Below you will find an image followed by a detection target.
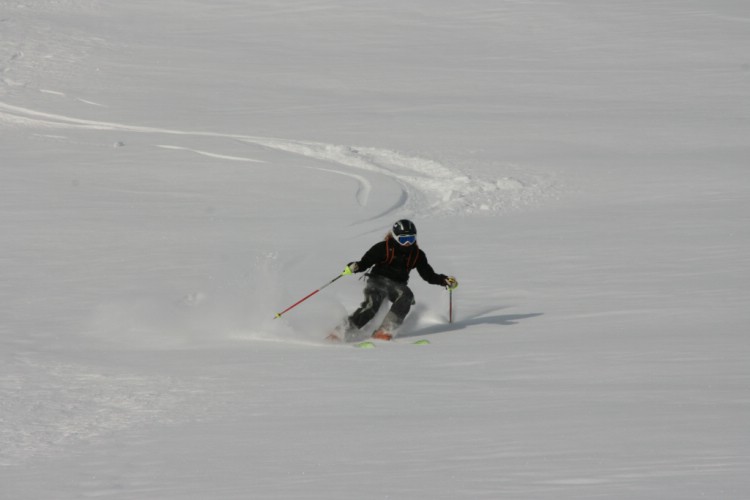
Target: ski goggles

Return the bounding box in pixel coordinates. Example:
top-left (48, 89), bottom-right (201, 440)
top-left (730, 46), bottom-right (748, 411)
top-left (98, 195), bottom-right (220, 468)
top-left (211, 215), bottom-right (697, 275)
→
top-left (395, 234), bottom-right (416, 246)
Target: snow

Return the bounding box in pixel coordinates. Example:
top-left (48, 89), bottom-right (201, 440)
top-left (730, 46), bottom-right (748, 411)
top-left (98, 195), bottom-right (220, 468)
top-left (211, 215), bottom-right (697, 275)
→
top-left (1, 0), bottom-right (749, 498)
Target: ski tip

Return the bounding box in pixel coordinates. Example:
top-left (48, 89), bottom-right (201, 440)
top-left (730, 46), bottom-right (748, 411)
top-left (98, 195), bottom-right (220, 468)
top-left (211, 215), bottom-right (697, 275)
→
top-left (413, 339), bottom-right (430, 345)
top-left (354, 341), bottom-right (376, 349)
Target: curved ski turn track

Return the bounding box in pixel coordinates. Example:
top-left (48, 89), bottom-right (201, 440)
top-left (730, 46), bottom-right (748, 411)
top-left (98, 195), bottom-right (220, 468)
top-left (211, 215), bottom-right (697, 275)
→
top-left (0, 100), bottom-right (554, 220)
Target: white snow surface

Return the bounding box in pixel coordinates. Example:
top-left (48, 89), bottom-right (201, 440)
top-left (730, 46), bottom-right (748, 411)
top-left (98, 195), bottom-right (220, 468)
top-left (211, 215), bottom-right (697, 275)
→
top-left (2, 1), bottom-right (749, 498)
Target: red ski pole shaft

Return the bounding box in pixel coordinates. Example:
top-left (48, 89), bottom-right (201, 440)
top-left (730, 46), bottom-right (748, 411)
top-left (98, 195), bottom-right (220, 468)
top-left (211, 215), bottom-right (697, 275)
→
top-left (273, 274), bottom-right (343, 319)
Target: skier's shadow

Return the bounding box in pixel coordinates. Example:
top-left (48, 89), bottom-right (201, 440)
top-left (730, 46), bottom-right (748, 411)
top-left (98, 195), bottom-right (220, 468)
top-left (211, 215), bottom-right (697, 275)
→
top-left (401, 307), bottom-right (542, 338)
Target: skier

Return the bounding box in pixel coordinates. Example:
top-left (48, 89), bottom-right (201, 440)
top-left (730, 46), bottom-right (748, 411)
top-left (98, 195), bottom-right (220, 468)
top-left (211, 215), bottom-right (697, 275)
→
top-left (327, 219), bottom-right (458, 342)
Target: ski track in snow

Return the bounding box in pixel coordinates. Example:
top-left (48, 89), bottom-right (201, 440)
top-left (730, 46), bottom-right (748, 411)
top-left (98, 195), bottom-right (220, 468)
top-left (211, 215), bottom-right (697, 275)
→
top-left (0, 101), bottom-right (554, 218)
top-left (156, 144), bottom-right (267, 164)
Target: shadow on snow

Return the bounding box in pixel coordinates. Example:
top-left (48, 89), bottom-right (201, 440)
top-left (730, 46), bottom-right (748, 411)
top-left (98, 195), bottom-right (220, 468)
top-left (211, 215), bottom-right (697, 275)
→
top-left (400, 308), bottom-right (543, 339)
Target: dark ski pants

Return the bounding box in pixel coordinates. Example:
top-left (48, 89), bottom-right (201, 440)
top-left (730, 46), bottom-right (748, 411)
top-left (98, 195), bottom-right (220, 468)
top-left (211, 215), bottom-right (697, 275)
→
top-left (348, 275), bottom-right (414, 332)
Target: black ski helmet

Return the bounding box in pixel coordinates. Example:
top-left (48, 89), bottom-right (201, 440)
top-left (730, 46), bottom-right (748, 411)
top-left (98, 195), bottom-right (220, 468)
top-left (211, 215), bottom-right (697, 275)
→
top-left (391, 219), bottom-right (417, 246)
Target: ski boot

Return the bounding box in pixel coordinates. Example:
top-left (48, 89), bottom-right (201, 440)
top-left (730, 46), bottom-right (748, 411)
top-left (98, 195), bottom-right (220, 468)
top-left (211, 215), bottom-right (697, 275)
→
top-left (371, 329), bottom-right (393, 341)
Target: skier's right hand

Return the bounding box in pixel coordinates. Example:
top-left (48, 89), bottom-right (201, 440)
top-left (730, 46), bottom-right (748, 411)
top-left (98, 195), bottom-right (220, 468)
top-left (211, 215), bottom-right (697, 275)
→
top-left (342, 262), bottom-right (359, 275)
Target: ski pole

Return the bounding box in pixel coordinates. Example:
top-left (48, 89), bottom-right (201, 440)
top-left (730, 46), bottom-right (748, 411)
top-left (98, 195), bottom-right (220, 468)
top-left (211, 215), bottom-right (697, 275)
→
top-left (449, 288), bottom-right (453, 324)
top-left (273, 273), bottom-right (344, 320)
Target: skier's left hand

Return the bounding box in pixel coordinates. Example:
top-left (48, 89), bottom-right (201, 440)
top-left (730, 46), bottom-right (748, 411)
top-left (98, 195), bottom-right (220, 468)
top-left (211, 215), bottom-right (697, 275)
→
top-left (443, 276), bottom-right (458, 290)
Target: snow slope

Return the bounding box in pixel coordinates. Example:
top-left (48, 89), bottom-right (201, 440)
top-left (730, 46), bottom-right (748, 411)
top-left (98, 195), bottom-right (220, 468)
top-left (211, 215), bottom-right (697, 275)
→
top-left (2, 1), bottom-right (749, 498)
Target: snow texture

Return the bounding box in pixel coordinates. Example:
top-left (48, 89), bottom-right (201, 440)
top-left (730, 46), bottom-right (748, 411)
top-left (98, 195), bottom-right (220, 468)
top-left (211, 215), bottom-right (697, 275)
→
top-left (1, 0), bottom-right (749, 498)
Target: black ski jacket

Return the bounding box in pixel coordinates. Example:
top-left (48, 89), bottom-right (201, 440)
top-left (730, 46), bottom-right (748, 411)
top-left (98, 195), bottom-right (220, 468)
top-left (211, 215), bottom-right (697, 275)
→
top-left (354, 237), bottom-right (446, 285)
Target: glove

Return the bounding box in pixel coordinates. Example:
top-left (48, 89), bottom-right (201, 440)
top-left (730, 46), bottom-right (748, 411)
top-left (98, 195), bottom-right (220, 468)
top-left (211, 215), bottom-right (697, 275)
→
top-left (342, 262), bottom-right (359, 275)
top-left (442, 275), bottom-right (458, 290)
